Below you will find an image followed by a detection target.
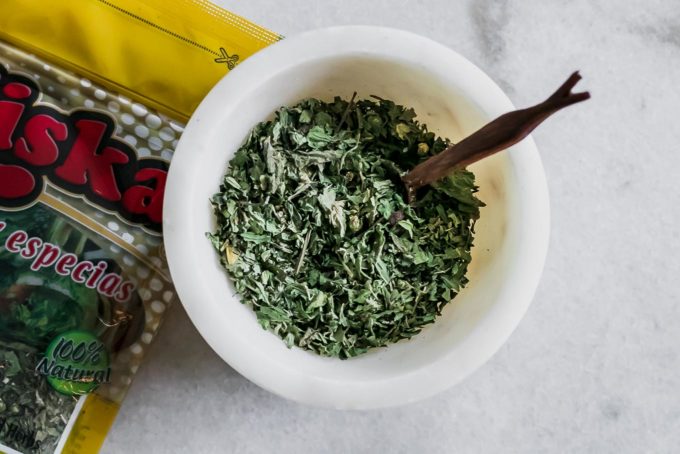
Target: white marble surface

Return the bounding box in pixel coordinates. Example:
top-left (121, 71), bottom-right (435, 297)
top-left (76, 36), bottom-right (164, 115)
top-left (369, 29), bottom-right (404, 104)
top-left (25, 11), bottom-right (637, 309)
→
top-left (102, 1), bottom-right (680, 452)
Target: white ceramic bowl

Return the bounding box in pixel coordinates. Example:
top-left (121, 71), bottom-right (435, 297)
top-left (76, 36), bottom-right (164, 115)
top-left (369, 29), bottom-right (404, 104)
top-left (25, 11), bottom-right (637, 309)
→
top-left (163, 26), bottom-right (549, 409)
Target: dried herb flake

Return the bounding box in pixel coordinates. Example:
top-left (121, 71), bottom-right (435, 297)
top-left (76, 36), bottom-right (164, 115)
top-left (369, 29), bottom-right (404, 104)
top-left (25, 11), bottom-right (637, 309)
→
top-left (209, 96), bottom-right (484, 359)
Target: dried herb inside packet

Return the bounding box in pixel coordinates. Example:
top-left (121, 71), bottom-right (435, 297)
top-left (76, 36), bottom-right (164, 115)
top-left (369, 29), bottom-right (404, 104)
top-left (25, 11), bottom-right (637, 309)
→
top-left (0, 341), bottom-right (77, 453)
top-left (208, 96), bottom-right (484, 359)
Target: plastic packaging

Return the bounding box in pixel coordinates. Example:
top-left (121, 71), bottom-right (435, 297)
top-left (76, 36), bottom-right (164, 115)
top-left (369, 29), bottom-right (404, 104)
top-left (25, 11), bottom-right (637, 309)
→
top-left (0, 1), bottom-right (276, 453)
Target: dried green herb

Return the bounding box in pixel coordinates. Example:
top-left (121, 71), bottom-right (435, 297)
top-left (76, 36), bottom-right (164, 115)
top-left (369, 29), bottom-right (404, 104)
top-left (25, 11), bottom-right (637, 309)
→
top-left (0, 341), bottom-right (77, 453)
top-left (209, 96), bottom-right (484, 359)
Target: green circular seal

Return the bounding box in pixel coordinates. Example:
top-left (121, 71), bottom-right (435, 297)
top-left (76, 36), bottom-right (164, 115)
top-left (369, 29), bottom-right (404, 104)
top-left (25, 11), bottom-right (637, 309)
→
top-left (39, 330), bottom-right (110, 395)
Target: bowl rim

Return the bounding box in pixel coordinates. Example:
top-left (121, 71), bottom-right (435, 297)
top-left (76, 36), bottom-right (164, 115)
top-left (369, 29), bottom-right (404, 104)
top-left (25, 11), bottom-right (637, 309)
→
top-left (163, 25), bottom-right (550, 409)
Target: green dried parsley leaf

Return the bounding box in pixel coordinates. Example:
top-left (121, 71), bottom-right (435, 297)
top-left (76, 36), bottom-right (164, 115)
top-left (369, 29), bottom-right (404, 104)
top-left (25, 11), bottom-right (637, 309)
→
top-left (0, 341), bottom-right (77, 453)
top-left (209, 96), bottom-right (484, 359)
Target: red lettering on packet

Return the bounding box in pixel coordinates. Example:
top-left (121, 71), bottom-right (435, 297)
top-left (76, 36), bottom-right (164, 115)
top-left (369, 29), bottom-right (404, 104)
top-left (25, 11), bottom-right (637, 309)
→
top-left (114, 281), bottom-right (135, 302)
top-left (0, 101), bottom-right (25, 149)
top-left (98, 273), bottom-right (122, 297)
top-left (20, 237), bottom-right (43, 259)
top-left (3, 82), bottom-right (33, 99)
top-left (86, 260), bottom-right (108, 288)
top-left (30, 243), bottom-right (61, 271)
top-left (71, 261), bottom-right (94, 283)
top-left (0, 82), bottom-right (32, 149)
top-left (0, 66), bottom-right (168, 232)
top-left (55, 253), bottom-right (78, 276)
top-left (5, 230), bottom-right (27, 252)
top-left (14, 114), bottom-right (68, 166)
top-left (0, 165), bottom-right (35, 198)
top-left (55, 119), bottom-right (129, 201)
top-left (122, 168), bottom-right (167, 224)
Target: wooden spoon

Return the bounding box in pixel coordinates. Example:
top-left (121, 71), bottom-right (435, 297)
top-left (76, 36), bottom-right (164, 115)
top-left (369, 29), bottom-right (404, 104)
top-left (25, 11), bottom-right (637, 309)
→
top-left (402, 71), bottom-right (590, 202)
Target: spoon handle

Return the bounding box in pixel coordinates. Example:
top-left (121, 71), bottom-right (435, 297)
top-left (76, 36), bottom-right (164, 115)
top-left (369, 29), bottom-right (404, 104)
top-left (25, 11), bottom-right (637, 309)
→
top-left (402, 71), bottom-right (590, 195)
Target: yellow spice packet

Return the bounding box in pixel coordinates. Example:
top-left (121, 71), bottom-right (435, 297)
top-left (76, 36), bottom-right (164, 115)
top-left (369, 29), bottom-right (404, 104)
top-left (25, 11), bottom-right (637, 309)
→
top-left (0, 0), bottom-right (280, 121)
top-left (0, 1), bottom-right (277, 453)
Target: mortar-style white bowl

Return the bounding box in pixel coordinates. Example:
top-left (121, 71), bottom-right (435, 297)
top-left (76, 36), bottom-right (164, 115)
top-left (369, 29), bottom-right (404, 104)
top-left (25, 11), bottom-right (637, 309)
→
top-left (163, 26), bottom-right (549, 409)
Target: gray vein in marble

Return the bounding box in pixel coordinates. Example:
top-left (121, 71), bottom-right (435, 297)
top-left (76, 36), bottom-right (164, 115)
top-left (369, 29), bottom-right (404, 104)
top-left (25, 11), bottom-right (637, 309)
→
top-left (630, 23), bottom-right (680, 49)
top-left (469, 0), bottom-right (514, 94)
